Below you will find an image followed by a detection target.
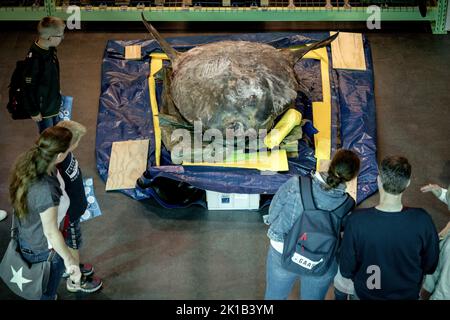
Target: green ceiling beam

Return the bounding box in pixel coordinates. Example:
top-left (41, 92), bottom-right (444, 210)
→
top-left (0, 0), bottom-right (446, 35)
top-left (0, 7), bottom-right (47, 21)
top-left (48, 7), bottom-right (436, 22)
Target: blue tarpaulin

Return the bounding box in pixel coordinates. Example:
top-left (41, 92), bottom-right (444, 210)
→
top-left (96, 32), bottom-right (378, 207)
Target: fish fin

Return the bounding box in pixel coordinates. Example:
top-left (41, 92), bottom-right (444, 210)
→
top-left (159, 114), bottom-right (194, 130)
top-left (296, 81), bottom-right (312, 100)
top-left (141, 12), bottom-right (179, 61)
top-left (290, 32), bottom-right (339, 64)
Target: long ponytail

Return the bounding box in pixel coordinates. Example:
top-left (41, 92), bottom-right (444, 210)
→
top-left (9, 127), bottom-right (72, 219)
top-left (326, 149), bottom-right (360, 189)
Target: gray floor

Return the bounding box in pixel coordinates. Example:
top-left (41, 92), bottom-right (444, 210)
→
top-left (0, 23), bottom-right (449, 300)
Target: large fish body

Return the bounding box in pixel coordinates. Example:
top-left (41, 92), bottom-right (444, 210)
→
top-left (142, 14), bottom-right (338, 141)
top-left (171, 41), bottom-right (298, 135)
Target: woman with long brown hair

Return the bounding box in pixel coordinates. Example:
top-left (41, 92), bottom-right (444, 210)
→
top-left (9, 126), bottom-right (81, 300)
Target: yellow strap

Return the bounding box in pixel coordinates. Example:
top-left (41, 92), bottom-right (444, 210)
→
top-left (300, 47), bottom-right (332, 171)
top-left (148, 53), bottom-right (169, 166)
top-left (183, 149), bottom-right (289, 172)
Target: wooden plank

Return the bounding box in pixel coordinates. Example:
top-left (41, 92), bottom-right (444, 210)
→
top-left (125, 45), bottom-right (141, 60)
top-left (318, 159), bottom-right (358, 202)
top-left (106, 139), bottom-right (149, 191)
top-left (330, 31), bottom-right (366, 71)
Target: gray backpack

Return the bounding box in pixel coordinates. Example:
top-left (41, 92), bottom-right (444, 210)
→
top-left (281, 176), bottom-right (354, 276)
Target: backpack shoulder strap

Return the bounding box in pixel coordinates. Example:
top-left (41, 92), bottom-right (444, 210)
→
top-left (11, 213), bottom-right (18, 240)
top-left (299, 176), bottom-right (316, 211)
top-left (333, 194), bottom-right (355, 217)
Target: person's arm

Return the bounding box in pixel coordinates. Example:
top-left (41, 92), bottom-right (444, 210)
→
top-left (267, 177), bottom-right (303, 229)
top-left (339, 218), bottom-right (358, 279)
top-left (422, 238), bottom-right (450, 299)
top-left (22, 56), bottom-right (42, 121)
top-left (266, 177), bottom-right (296, 225)
top-left (421, 216), bottom-right (440, 275)
top-left (420, 287), bottom-right (432, 300)
top-left (40, 206), bottom-right (80, 283)
top-left (439, 221), bottom-right (450, 239)
top-left (421, 184), bottom-right (447, 204)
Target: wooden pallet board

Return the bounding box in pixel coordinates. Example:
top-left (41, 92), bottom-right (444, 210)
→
top-left (106, 139), bottom-right (149, 191)
top-left (125, 45), bottom-right (141, 60)
top-left (330, 31), bottom-right (366, 71)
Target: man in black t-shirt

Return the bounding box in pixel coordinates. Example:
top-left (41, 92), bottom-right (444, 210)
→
top-left (340, 156), bottom-right (439, 300)
top-left (56, 121), bottom-right (103, 293)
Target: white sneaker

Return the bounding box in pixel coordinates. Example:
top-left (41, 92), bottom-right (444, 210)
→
top-left (0, 210), bottom-right (7, 222)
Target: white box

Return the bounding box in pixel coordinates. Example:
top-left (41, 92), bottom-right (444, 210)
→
top-left (206, 190), bottom-right (260, 210)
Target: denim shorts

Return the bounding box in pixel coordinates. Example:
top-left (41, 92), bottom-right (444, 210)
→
top-left (63, 218), bottom-right (82, 250)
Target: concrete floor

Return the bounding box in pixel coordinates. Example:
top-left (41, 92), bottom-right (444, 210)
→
top-left (0, 22), bottom-right (449, 300)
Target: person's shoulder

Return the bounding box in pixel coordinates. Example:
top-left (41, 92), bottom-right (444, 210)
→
top-left (281, 175), bottom-right (300, 189)
top-left (404, 207), bottom-right (437, 228)
top-left (28, 43), bottom-right (41, 57)
top-left (27, 43), bottom-right (51, 62)
top-left (29, 175), bottom-right (60, 195)
top-left (347, 207), bottom-right (376, 222)
top-left (404, 207), bottom-right (431, 218)
top-left (58, 152), bottom-right (73, 170)
top-left (441, 235), bottom-right (450, 257)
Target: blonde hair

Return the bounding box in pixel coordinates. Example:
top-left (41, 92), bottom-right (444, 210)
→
top-left (10, 127), bottom-right (72, 219)
top-left (56, 120), bottom-right (87, 146)
top-left (38, 16), bottom-right (65, 39)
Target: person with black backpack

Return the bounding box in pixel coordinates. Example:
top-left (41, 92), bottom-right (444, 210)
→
top-left (21, 16), bottom-right (65, 133)
top-left (264, 149), bottom-right (360, 300)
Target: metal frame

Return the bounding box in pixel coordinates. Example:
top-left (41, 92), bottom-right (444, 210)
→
top-left (433, 0), bottom-right (448, 33)
top-left (0, 5), bottom-right (47, 21)
top-left (0, 0), bottom-right (447, 34)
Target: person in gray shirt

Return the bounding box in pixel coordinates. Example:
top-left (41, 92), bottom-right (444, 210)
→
top-left (421, 184), bottom-right (450, 300)
top-left (9, 126), bottom-right (81, 300)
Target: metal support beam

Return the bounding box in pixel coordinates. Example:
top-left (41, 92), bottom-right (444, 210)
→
top-left (0, 2), bottom-right (446, 35)
top-left (45, 0), bottom-right (55, 17)
top-left (48, 6), bottom-right (436, 22)
top-left (433, 0), bottom-right (449, 34)
top-left (0, 6), bottom-right (47, 21)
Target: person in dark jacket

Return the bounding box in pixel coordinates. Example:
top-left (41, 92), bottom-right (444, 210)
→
top-left (22, 16), bottom-right (65, 133)
top-left (340, 156), bottom-right (440, 300)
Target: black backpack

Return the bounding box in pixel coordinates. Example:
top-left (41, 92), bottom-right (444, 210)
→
top-left (6, 58), bottom-right (31, 120)
top-left (281, 176), bottom-right (355, 276)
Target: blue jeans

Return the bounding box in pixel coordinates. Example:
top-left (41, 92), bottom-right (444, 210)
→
top-left (265, 245), bottom-right (338, 300)
top-left (37, 115), bottom-right (60, 133)
top-left (19, 240), bottom-right (64, 300)
top-left (334, 287), bottom-right (349, 300)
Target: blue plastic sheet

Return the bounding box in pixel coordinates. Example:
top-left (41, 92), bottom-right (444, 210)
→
top-left (96, 33), bottom-right (378, 207)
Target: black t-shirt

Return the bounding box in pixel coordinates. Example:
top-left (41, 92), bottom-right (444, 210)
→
top-left (340, 207), bottom-right (440, 300)
top-left (57, 152), bottom-right (88, 222)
